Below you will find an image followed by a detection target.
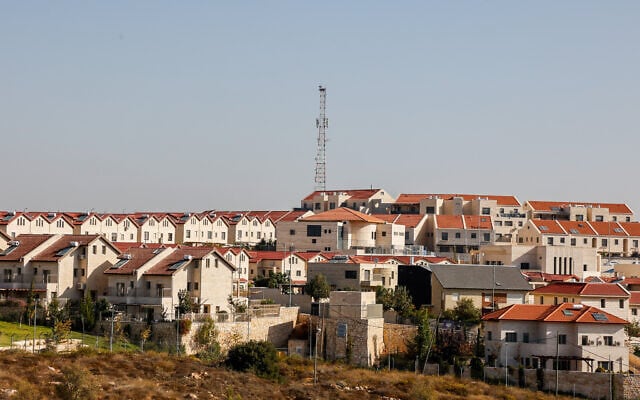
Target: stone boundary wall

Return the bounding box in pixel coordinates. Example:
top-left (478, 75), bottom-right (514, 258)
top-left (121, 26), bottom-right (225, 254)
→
top-left (485, 367), bottom-right (628, 399)
top-left (183, 306), bottom-right (299, 354)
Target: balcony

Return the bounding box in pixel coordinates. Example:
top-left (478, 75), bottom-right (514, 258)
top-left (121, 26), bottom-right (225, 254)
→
top-left (361, 274), bottom-right (383, 287)
top-left (104, 287), bottom-right (170, 306)
top-left (0, 275), bottom-right (58, 291)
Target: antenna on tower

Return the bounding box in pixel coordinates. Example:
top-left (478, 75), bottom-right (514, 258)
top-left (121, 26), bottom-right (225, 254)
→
top-left (314, 85), bottom-right (328, 191)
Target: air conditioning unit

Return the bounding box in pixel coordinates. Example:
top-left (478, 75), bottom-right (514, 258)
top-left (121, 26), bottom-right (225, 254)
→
top-left (70, 241), bottom-right (80, 247)
top-left (76, 283), bottom-right (86, 290)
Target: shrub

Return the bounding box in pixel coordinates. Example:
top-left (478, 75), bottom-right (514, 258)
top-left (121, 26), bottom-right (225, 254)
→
top-left (55, 366), bottom-right (100, 400)
top-left (226, 340), bottom-right (279, 380)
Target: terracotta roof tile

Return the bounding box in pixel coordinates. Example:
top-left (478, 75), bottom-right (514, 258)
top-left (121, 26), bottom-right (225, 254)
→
top-left (31, 235), bottom-right (103, 262)
top-left (105, 247), bottom-right (168, 275)
top-left (0, 234), bottom-right (55, 261)
top-left (144, 247), bottom-right (218, 275)
top-left (527, 201), bottom-right (632, 215)
top-left (630, 291), bottom-right (640, 305)
top-left (530, 219), bottom-right (566, 235)
top-left (435, 215), bottom-right (464, 229)
top-left (531, 282), bottom-right (629, 297)
top-left (589, 221), bottom-right (627, 236)
top-left (483, 303), bottom-right (627, 324)
top-left (301, 208), bottom-right (384, 223)
top-left (556, 221), bottom-right (596, 236)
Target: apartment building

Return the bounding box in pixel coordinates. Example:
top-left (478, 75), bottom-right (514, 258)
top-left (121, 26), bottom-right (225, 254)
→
top-left (300, 188), bottom-right (394, 214)
top-left (524, 201), bottom-right (634, 222)
top-left (374, 214), bottom-right (429, 248)
top-left (391, 194), bottom-right (525, 243)
top-left (276, 207), bottom-right (404, 253)
top-left (0, 212), bottom-right (75, 238)
top-left (249, 251), bottom-right (308, 288)
top-left (218, 247), bottom-right (250, 294)
top-left (428, 215), bottom-right (494, 262)
top-left (307, 255), bottom-right (398, 292)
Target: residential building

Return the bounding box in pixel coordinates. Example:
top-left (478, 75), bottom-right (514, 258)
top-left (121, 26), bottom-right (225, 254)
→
top-left (523, 201), bottom-right (634, 222)
top-left (374, 214), bottom-right (430, 249)
top-left (249, 251), bottom-right (307, 288)
top-left (0, 234), bottom-right (119, 304)
top-left (300, 188), bottom-right (394, 214)
top-left (104, 246), bottom-right (235, 321)
top-left (307, 255), bottom-right (398, 292)
top-left (428, 215), bottom-right (494, 262)
top-left (483, 303), bottom-right (628, 372)
top-left (531, 282), bottom-right (630, 320)
top-left (218, 247), bottom-right (250, 295)
top-left (479, 243), bottom-right (600, 279)
top-left (276, 207), bottom-right (404, 253)
top-left (429, 264), bottom-right (532, 315)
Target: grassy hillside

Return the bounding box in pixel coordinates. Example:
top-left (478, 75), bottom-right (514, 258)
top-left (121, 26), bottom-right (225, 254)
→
top-left (0, 349), bottom-right (572, 400)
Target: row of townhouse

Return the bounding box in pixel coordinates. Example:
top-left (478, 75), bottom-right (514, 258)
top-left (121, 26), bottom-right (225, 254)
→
top-left (0, 234), bottom-right (237, 321)
top-left (0, 209), bottom-right (310, 248)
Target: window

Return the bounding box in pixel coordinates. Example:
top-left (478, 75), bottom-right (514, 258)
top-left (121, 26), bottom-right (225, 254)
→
top-left (603, 336), bottom-right (613, 346)
top-left (296, 270), bottom-right (301, 277)
top-left (504, 221), bottom-right (513, 227)
top-left (522, 332), bottom-right (529, 343)
top-left (483, 233), bottom-right (490, 242)
top-left (583, 264), bottom-right (588, 272)
top-left (548, 237), bottom-right (554, 245)
top-left (345, 270), bottom-right (357, 279)
top-left (111, 233), bottom-right (117, 242)
top-left (505, 332), bottom-right (517, 342)
top-left (57, 220), bottom-right (64, 228)
top-left (487, 331), bottom-right (492, 341)
top-left (426, 206), bottom-right (435, 214)
top-left (633, 308), bottom-right (638, 316)
top-left (454, 232), bottom-right (461, 239)
top-left (441, 232), bottom-right (448, 241)
top-left (471, 233), bottom-right (477, 239)
top-left (601, 299), bottom-right (606, 308)
top-left (329, 202), bottom-right (335, 209)
top-left (314, 203), bottom-right (321, 210)
top-left (557, 334), bottom-right (567, 345)
top-left (570, 238), bottom-right (576, 246)
top-left (482, 207), bottom-right (491, 215)
top-left (143, 231), bottom-right (149, 241)
top-left (92, 245), bottom-right (97, 254)
top-left (289, 229), bottom-right (296, 235)
top-left (381, 231), bottom-right (386, 237)
top-left (581, 335), bottom-right (589, 345)
top-left (186, 230), bottom-right (191, 239)
top-left (102, 245), bottom-right (106, 255)
top-left (307, 225), bottom-right (322, 237)
top-left (595, 216), bottom-right (604, 222)
top-left (620, 299), bottom-right (625, 309)
top-left (602, 238), bottom-right (608, 247)
top-left (168, 233), bottom-right (173, 242)
top-left (539, 296), bottom-right (544, 305)
top-left (559, 237), bottom-right (565, 244)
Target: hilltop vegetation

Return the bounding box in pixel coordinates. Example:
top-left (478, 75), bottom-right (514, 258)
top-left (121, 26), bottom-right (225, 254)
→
top-left (0, 349), bottom-right (572, 400)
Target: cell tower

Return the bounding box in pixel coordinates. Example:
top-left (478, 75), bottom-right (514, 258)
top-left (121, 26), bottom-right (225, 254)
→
top-left (314, 85), bottom-right (328, 191)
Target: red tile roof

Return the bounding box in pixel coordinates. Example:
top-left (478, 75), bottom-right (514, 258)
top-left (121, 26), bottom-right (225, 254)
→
top-left (630, 291), bottom-right (640, 305)
top-left (104, 247), bottom-right (169, 275)
top-left (144, 247), bottom-right (219, 275)
top-left (483, 303), bottom-right (628, 324)
top-left (527, 201), bottom-right (632, 215)
top-left (522, 271), bottom-right (579, 283)
top-left (435, 215), bottom-right (464, 229)
top-left (556, 221), bottom-right (597, 236)
top-left (620, 222), bottom-right (640, 236)
top-left (589, 221), bottom-right (627, 237)
top-left (301, 208), bottom-right (385, 223)
top-left (464, 215), bottom-right (492, 229)
top-left (530, 219), bottom-right (566, 235)
top-left (31, 235), bottom-right (103, 262)
top-left (0, 234), bottom-right (55, 262)
top-left (531, 282), bottom-right (629, 297)
top-left (374, 214), bottom-right (427, 228)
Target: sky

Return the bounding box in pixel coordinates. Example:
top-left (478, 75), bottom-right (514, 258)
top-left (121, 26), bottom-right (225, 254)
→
top-left (2, 2), bottom-right (640, 214)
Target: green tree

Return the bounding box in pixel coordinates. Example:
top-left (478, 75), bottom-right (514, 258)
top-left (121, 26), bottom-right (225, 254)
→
top-left (407, 308), bottom-right (432, 364)
top-left (178, 289), bottom-right (195, 314)
top-left (392, 286), bottom-right (415, 319)
top-left (192, 316), bottom-right (222, 362)
top-left (79, 293), bottom-right (96, 331)
top-left (304, 273), bottom-right (331, 301)
top-left (254, 272), bottom-right (289, 289)
top-left (376, 286), bottom-right (394, 310)
top-left (443, 298), bottom-right (481, 325)
top-left (226, 340), bottom-right (280, 380)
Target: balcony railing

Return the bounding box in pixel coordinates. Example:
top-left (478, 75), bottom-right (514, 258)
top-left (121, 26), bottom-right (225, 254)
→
top-left (0, 275), bottom-right (58, 290)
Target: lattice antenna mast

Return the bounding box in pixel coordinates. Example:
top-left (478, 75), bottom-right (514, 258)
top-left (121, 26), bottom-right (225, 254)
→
top-left (314, 85), bottom-right (328, 191)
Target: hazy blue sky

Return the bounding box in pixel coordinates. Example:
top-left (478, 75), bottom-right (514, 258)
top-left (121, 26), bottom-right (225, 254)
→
top-left (2, 2), bottom-right (639, 213)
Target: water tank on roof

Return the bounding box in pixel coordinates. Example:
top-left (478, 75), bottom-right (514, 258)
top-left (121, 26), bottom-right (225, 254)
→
top-left (70, 241), bottom-right (80, 247)
top-left (183, 254), bottom-right (193, 261)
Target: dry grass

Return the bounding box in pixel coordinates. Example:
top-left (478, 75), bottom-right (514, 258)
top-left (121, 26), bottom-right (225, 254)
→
top-left (0, 350), bottom-right (574, 400)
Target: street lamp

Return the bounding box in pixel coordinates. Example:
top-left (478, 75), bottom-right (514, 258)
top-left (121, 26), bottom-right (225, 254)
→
top-left (314, 327), bottom-right (321, 384)
top-left (109, 306), bottom-right (115, 352)
top-left (504, 343), bottom-right (508, 387)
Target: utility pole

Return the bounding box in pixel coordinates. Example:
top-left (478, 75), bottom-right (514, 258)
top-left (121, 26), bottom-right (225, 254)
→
top-left (176, 306), bottom-right (180, 355)
top-left (32, 301), bottom-right (37, 354)
top-left (109, 307), bottom-right (115, 352)
top-left (314, 327), bottom-right (321, 384)
top-left (314, 86), bottom-right (328, 191)
top-left (505, 343), bottom-right (508, 387)
top-left (555, 330), bottom-right (560, 397)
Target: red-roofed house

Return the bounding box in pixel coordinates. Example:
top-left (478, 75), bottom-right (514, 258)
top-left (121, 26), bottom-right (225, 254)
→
top-left (300, 188), bottom-right (394, 214)
top-left (218, 247), bottom-right (250, 294)
top-left (102, 246), bottom-right (235, 321)
top-left (531, 282), bottom-right (630, 320)
top-left (276, 208), bottom-right (404, 253)
top-left (249, 251), bottom-right (308, 289)
top-left (629, 291), bottom-right (640, 323)
top-left (483, 303), bottom-right (628, 372)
